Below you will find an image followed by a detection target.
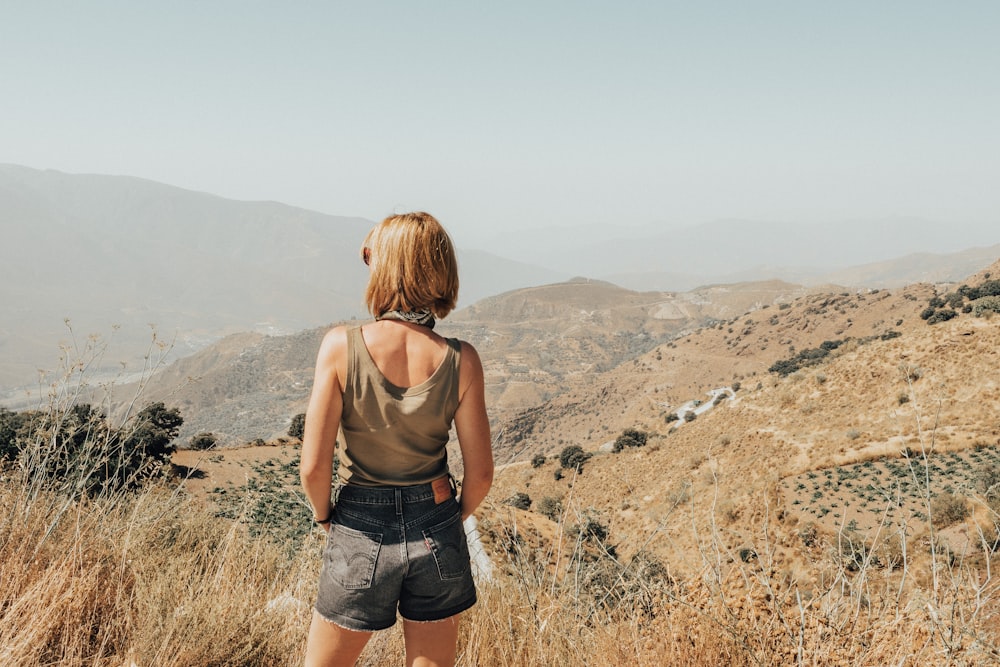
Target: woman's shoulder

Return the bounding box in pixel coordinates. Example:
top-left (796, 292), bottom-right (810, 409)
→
top-left (317, 325), bottom-right (352, 360)
top-left (455, 339), bottom-right (483, 371)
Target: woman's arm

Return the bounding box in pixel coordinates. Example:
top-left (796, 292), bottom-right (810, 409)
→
top-left (300, 327), bottom-right (347, 527)
top-left (454, 341), bottom-right (493, 520)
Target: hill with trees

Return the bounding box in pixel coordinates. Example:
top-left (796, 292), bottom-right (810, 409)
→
top-left (3, 258), bottom-right (1000, 664)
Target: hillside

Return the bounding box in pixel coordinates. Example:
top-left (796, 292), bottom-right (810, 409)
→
top-left (489, 282), bottom-right (934, 464)
top-left (145, 256), bottom-right (1000, 562)
top-left (127, 278), bottom-right (820, 447)
top-left (145, 256), bottom-right (1000, 664)
top-left (487, 258), bottom-right (1000, 573)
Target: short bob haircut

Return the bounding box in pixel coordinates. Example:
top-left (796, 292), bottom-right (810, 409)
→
top-left (362, 212), bottom-right (459, 320)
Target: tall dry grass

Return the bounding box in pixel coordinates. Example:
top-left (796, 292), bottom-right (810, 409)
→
top-left (4, 331), bottom-right (1000, 665)
top-left (0, 478), bottom-right (313, 666)
top-left (4, 453), bottom-right (1000, 665)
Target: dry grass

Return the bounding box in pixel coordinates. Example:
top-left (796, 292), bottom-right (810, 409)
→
top-left (0, 477), bottom-right (312, 667)
top-left (6, 275), bottom-right (1000, 665)
top-left (5, 447), bottom-right (1000, 666)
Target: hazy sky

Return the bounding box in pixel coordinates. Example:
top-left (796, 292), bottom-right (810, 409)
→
top-left (3, 1), bottom-right (998, 248)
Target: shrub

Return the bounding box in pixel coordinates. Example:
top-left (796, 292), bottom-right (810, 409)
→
top-left (6, 401), bottom-right (183, 497)
top-left (189, 432), bottom-right (217, 451)
top-left (569, 515), bottom-right (610, 545)
top-left (558, 445), bottom-right (591, 471)
top-left (288, 413), bottom-right (306, 440)
top-left (768, 339), bottom-right (846, 376)
top-left (505, 492), bottom-right (532, 510)
top-left (945, 292), bottom-right (965, 308)
top-left (974, 463), bottom-right (1000, 500)
top-left (536, 496), bottom-right (563, 521)
top-left (927, 308), bottom-right (957, 324)
top-left (0, 406), bottom-right (26, 461)
top-left (931, 492), bottom-right (970, 528)
top-left (612, 428), bottom-right (648, 452)
top-left (530, 453), bottom-right (547, 468)
top-left (972, 295), bottom-right (1000, 317)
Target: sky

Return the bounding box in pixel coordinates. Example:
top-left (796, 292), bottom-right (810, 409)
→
top-left (2, 1), bottom-right (998, 249)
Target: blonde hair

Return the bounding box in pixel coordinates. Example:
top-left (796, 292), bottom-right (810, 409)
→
top-left (362, 212), bottom-right (459, 319)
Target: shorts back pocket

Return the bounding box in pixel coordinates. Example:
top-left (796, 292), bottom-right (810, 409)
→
top-left (325, 524), bottom-right (383, 589)
top-left (422, 511), bottom-right (470, 581)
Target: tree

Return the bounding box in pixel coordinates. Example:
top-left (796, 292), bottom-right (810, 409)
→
top-left (123, 402), bottom-right (183, 464)
top-left (288, 413), bottom-right (306, 440)
top-left (559, 445), bottom-right (591, 472)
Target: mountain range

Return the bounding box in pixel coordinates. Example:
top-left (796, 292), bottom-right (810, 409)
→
top-left (2, 163), bottom-right (997, 397)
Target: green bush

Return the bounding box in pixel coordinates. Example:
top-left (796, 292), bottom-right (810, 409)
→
top-left (972, 295), bottom-right (1000, 317)
top-left (612, 428), bottom-right (648, 452)
top-left (189, 432), bottom-right (217, 451)
top-left (288, 413), bottom-right (306, 440)
top-left (926, 308), bottom-right (958, 324)
top-left (768, 339), bottom-right (846, 376)
top-left (558, 445), bottom-right (591, 471)
top-left (505, 492), bottom-right (532, 510)
top-left (4, 401), bottom-right (183, 496)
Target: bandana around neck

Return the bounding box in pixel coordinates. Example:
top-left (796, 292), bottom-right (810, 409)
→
top-left (376, 309), bottom-right (436, 329)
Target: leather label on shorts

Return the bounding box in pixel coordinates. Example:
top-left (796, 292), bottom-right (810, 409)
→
top-left (432, 477), bottom-right (451, 504)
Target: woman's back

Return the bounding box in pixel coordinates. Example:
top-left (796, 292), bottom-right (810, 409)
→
top-left (337, 321), bottom-right (461, 486)
top-left (358, 320), bottom-right (451, 389)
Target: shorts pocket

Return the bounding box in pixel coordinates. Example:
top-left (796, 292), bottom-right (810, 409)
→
top-left (325, 524), bottom-right (382, 590)
top-left (422, 510), bottom-right (470, 581)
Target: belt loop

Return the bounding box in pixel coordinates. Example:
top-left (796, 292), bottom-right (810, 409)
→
top-left (395, 487), bottom-right (403, 515)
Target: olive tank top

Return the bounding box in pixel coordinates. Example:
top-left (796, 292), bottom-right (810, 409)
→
top-left (337, 325), bottom-right (461, 486)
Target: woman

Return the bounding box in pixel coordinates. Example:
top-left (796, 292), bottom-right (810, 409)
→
top-left (300, 212), bottom-right (493, 667)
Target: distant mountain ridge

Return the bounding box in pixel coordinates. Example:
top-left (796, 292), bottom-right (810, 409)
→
top-left (2, 163), bottom-right (996, 393)
top-left (479, 218), bottom-right (1000, 291)
top-left (0, 164), bottom-right (564, 390)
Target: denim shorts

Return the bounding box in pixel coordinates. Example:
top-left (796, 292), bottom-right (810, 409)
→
top-left (314, 479), bottom-right (477, 632)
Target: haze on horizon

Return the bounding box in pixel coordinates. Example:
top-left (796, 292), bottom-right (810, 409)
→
top-left (2, 2), bottom-right (998, 251)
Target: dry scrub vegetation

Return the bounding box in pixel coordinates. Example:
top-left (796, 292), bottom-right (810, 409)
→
top-left (5, 429), bottom-right (1000, 665)
top-left (5, 274), bottom-right (1000, 665)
